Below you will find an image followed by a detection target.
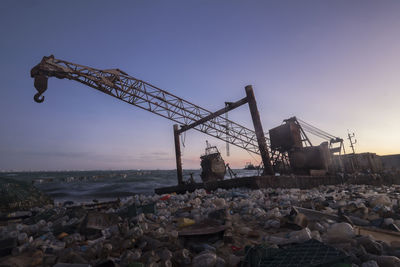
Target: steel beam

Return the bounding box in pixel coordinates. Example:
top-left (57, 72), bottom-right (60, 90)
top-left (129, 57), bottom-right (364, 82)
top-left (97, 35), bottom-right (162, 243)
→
top-left (245, 85), bottom-right (274, 175)
top-left (177, 97), bottom-right (248, 134)
top-left (31, 56), bottom-right (262, 155)
top-left (173, 124), bottom-right (183, 185)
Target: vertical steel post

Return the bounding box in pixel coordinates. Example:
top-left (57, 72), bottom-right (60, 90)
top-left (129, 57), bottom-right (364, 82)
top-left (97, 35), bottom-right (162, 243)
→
top-left (245, 85), bottom-right (274, 175)
top-left (173, 124), bottom-right (183, 185)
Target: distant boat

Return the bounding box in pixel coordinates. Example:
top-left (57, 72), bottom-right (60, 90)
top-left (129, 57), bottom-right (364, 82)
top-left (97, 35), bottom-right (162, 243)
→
top-left (200, 141), bottom-right (226, 183)
top-left (244, 162), bottom-right (258, 170)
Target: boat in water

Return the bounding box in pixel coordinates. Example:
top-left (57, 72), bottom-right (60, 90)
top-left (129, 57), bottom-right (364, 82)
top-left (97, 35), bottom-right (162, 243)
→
top-left (200, 141), bottom-right (226, 183)
top-left (244, 162), bottom-right (259, 170)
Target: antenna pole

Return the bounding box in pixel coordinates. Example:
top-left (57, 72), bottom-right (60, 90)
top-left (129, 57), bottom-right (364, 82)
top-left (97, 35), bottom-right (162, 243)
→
top-left (347, 131), bottom-right (357, 154)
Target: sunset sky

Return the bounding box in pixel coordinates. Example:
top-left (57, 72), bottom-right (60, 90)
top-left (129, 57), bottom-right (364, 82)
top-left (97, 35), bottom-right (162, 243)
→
top-left (1, 0), bottom-right (399, 171)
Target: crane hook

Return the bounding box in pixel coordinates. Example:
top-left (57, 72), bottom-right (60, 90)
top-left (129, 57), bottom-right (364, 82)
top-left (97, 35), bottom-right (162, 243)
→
top-left (34, 92), bottom-right (45, 103)
top-left (33, 75), bottom-right (48, 103)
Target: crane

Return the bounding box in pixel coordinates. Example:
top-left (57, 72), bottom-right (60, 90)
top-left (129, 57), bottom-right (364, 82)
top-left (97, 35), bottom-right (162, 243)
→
top-left (31, 55), bottom-right (274, 182)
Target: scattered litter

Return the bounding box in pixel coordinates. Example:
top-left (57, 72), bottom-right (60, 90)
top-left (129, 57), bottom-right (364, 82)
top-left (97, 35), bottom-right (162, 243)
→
top-left (1, 184), bottom-right (400, 266)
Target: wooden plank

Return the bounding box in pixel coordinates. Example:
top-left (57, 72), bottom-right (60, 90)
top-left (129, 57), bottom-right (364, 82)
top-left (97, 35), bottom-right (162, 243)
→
top-left (355, 226), bottom-right (400, 244)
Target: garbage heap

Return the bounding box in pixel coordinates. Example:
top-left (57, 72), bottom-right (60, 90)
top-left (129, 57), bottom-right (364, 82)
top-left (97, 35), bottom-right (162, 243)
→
top-left (0, 178), bottom-right (53, 212)
top-left (2, 184), bottom-right (400, 266)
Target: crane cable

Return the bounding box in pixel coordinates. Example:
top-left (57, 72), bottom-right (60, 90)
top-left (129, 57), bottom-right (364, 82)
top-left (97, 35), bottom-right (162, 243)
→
top-left (297, 118), bottom-right (337, 141)
top-left (297, 118), bottom-right (336, 138)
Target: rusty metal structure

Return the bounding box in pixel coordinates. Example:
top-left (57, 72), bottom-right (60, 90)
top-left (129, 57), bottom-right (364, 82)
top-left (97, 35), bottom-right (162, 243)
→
top-left (31, 55), bottom-right (273, 184)
top-left (31, 55), bottom-right (390, 194)
top-left (268, 116), bottom-right (345, 174)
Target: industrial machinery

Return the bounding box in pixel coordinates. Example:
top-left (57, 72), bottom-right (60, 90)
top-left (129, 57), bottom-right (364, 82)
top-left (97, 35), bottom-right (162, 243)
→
top-left (31, 55), bottom-right (383, 191)
top-left (269, 117), bottom-right (345, 175)
top-left (31, 55), bottom-right (274, 186)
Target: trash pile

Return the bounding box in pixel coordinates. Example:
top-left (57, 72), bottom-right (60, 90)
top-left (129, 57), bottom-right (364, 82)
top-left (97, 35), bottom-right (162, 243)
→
top-left (2, 184), bottom-right (400, 266)
top-left (0, 178), bottom-right (53, 212)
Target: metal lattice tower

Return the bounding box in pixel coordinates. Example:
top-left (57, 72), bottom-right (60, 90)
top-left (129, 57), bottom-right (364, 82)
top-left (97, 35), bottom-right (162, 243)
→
top-left (31, 55), bottom-right (270, 157)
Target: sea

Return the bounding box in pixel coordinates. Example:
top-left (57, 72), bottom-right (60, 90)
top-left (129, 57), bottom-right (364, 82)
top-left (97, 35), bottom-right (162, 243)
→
top-left (1, 169), bottom-right (260, 204)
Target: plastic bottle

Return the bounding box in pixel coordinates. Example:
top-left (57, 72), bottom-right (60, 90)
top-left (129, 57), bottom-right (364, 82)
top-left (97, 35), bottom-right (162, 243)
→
top-left (101, 225), bottom-right (119, 238)
top-left (288, 228), bottom-right (312, 243)
top-left (215, 256), bottom-right (226, 267)
top-left (12, 243), bottom-right (29, 256)
top-left (157, 248), bottom-right (173, 261)
top-left (8, 230), bottom-right (18, 239)
top-left (49, 240), bottom-right (65, 252)
top-left (192, 252), bottom-right (217, 267)
top-left (86, 236), bottom-right (105, 246)
top-left (155, 227), bottom-right (165, 237)
top-left (17, 232), bottom-right (28, 245)
top-left (16, 224), bottom-right (24, 232)
top-left (174, 249), bottom-right (191, 265)
top-left (132, 226), bottom-right (143, 238)
top-left (64, 233), bottom-right (82, 245)
top-left (326, 223), bottom-right (355, 239)
top-left (66, 217), bottom-right (80, 225)
top-left (7, 211), bottom-right (32, 218)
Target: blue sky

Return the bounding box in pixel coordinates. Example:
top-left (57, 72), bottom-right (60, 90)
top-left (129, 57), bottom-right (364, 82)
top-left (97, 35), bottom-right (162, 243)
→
top-left (1, 0), bottom-right (399, 171)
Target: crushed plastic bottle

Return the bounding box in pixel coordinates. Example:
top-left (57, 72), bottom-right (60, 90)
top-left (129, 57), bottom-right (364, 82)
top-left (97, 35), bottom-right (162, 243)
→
top-left (288, 228), bottom-right (312, 243)
top-left (327, 222), bottom-right (355, 239)
top-left (192, 251), bottom-right (217, 267)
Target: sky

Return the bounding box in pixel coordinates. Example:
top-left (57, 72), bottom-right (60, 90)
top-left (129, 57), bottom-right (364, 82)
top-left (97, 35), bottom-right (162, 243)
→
top-left (1, 0), bottom-right (400, 171)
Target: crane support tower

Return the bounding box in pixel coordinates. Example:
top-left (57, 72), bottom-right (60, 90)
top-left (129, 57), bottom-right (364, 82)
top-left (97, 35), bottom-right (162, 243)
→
top-left (31, 55), bottom-right (273, 184)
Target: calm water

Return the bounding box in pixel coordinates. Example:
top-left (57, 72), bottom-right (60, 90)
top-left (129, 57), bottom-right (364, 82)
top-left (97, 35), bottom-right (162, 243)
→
top-left (1, 169), bottom-right (259, 203)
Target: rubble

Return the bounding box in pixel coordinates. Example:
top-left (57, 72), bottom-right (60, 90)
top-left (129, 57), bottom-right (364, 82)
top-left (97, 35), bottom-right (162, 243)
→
top-left (1, 184), bottom-right (400, 266)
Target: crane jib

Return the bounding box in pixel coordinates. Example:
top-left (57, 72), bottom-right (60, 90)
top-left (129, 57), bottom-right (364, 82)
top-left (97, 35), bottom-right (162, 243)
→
top-left (30, 55), bottom-right (275, 175)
